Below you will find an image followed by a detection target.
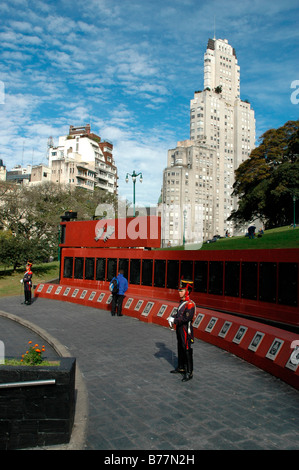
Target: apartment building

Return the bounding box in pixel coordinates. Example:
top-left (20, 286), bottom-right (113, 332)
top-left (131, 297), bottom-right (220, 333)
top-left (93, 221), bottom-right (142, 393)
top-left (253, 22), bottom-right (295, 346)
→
top-left (48, 125), bottom-right (118, 194)
top-left (161, 38), bottom-right (256, 246)
top-left (0, 159), bottom-right (6, 181)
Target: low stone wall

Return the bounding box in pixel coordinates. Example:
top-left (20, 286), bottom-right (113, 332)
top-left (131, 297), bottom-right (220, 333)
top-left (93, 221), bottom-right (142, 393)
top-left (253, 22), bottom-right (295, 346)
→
top-left (0, 357), bottom-right (76, 450)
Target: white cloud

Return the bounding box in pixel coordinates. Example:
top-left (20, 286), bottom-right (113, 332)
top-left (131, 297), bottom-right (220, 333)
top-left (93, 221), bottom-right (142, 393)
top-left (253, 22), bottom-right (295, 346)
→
top-left (0, 0), bottom-right (298, 205)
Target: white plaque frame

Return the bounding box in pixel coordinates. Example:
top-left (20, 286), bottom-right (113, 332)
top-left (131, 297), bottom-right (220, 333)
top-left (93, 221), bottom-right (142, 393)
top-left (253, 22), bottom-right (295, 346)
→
top-left (63, 287), bottom-right (71, 296)
top-left (169, 307), bottom-right (177, 318)
top-left (193, 313), bottom-right (204, 328)
top-left (266, 338), bottom-right (284, 360)
top-left (218, 321), bottom-right (232, 338)
top-left (46, 285), bottom-right (53, 294)
top-left (248, 332), bottom-right (265, 352)
top-left (157, 305), bottom-right (168, 317)
top-left (80, 290), bottom-right (87, 299)
top-left (134, 300), bottom-right (143, 311)
top-left (97, 293), bottom-right (105, 303)
top-left (72, 288), bottom-right (79, 298)
top-left (55, 286), bottom-right (62, 295)
top-left (124, 298), bottom-right (133, 309)
top-left (36, 284), bottom-right (44, 293)
top-left (232, 326), bottom-right (248, 344)
top-left (88, 291), bottom-right (96, 301)
top-left (205, 317), bottom-right (218, 333)
top-left (142, 301), bottom-right (154, 317)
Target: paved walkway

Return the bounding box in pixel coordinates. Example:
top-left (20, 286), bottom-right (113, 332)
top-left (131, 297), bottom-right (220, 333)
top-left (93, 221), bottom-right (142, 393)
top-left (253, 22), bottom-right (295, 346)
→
top-left (0, 295), bottom-right (298, 450)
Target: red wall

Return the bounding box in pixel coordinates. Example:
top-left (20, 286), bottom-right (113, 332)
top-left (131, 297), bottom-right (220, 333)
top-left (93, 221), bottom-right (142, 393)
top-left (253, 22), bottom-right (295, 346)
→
top-left (58, 246), bottom-right (299, 328)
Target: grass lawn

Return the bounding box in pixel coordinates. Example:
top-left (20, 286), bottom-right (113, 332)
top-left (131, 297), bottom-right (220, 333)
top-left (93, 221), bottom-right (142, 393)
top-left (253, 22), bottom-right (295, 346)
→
top-left (200, 225), bottom-right (299, 250)
top-left (0, 261), bottom-right (60, 299)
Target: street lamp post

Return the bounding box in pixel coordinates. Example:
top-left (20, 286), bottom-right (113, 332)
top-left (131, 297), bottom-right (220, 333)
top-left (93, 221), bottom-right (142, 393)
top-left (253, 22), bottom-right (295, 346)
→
top-left (293, 195), bottom-right (296, 229)
top-left (125, 170), bottom-right (143, 217)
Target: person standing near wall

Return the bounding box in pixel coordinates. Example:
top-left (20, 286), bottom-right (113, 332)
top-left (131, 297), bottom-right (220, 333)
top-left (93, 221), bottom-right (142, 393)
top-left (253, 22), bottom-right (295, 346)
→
top-left (169, 279), bottom-right (195, 382)
top-left (110, 269), bottom-right (128, 316)
top-left (21, 262), bottom-right (33, 305)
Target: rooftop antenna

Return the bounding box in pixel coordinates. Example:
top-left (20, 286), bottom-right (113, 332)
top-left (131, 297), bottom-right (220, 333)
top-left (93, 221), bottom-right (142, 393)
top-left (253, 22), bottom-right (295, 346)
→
top-left (213, 16), bottom-right (216, 40)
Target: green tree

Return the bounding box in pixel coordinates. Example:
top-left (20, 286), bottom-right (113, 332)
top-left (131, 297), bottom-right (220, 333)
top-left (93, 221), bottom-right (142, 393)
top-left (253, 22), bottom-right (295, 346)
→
top-left (0, 182), bottom-right (117, 268)
top-left (228, 120), bottom-right (299, 229)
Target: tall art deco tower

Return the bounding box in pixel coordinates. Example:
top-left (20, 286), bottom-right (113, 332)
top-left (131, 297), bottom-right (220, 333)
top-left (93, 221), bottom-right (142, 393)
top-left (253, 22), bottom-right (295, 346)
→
top-left (161, 38), bottom-right (256, 247)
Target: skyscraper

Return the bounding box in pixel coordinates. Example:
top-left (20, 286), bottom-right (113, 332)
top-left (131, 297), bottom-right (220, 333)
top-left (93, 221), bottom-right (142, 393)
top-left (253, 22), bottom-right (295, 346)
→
top-left (161, 38), bottom-right (255, 246)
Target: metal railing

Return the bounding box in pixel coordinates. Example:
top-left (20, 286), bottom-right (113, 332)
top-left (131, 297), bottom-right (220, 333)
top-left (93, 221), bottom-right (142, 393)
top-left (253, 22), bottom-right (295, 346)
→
top-left (0, 379), bottom-right (56, 389)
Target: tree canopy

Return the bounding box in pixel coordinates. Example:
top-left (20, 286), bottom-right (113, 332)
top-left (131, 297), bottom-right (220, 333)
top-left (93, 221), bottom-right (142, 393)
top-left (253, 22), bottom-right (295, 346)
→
top-left (228, 120), bottom-right (299, 229)
top-left (0, 182), bottom-right (116, 268)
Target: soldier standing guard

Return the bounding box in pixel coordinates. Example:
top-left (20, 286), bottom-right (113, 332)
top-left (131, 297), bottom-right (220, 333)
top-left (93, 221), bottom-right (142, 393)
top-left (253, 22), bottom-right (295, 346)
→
top-left (21, 262), bottom-right (33, 305)
top-left (168, 279), bottom-right (195, 382)
top-left (168, 280), bottom-right (196, 382)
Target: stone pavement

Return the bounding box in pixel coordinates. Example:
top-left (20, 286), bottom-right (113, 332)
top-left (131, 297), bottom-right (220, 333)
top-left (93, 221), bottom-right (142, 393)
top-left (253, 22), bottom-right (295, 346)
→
top-left (0, 295), bottom-right (298, 450)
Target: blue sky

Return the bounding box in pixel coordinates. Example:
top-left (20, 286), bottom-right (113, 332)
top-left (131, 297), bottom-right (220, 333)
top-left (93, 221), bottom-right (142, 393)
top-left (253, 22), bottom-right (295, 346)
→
top-left (0, 0), bottom-right (298, 207)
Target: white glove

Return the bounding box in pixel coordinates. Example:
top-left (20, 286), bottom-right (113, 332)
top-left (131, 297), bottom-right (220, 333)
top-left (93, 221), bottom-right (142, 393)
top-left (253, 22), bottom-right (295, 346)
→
top-left (168, 317), bottom-right (174, 328)
top-left (20, 279), bottom-right (23, 284)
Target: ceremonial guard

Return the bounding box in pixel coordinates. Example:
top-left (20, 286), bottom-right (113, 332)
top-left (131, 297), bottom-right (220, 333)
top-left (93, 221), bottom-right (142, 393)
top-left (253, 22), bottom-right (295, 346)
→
top-left (169, 279), bottom-right (195, 382)
top-left (21, 262), bottom-right (33, 305)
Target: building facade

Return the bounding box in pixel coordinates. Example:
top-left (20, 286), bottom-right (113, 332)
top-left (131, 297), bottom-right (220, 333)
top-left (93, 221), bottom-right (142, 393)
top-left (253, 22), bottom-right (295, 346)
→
top-left (48, 125), bottom-right (118, 194)
top-left (0, 159), bottom-right (6, 181)
top-left (161, 38), bottom-right (256, 246)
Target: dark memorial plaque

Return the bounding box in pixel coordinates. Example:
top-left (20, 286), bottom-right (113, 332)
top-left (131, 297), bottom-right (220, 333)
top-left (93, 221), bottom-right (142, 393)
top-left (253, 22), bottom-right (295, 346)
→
top-left (74, 257), bottom-right (84, 280)
top-left (194, 261), bottom-right (208, 293)
top-left (180, 260), bottom-right (193, 283)
top-left (278, 262), bottom-right (298, 306)
top-left (208, 261), bottom-right (223, 295)
top-left (85, 257), bottom-right (95, 280)
top-left (96, 258), bottom-right (106, 281)
top-left (130, 259), bottom-right (141, 285)
top-left (241, 262), bottom-right (258, 300)
top-left (63, 257), bottom-right (73, 278)
top-left (107, 258), bottom-right (117, 281)
top-left (142, 259), bottom-right (153, 286)
top-left (225, 261), bottom-right (240, 297)
top-left (259, 262), bottom-right (277, 303)
top-left (154, 259), bottom-right (166, 288)
top-left (167, 260), bottom-right (179, 289)
top-left (119, 258), bottom-right (129, 280)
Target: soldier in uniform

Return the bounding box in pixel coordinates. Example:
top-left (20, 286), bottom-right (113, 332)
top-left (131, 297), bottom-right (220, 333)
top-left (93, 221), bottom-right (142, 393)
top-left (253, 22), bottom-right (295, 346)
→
top-left (21, 262), bottom-right (33, 305)
top-left (169, 279), bottom-right (195, 382)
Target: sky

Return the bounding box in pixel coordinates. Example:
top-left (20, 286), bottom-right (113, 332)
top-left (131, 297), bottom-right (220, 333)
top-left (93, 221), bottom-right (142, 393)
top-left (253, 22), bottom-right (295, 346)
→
top-left (0, 0), bottom-right (298, 207)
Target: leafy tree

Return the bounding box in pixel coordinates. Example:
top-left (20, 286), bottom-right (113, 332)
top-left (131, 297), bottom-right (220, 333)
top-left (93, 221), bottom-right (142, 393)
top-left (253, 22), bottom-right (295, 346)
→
top-left (228, 120), bottom-right (299, 229)
top-left (0, 182), bottom-right (117, 268)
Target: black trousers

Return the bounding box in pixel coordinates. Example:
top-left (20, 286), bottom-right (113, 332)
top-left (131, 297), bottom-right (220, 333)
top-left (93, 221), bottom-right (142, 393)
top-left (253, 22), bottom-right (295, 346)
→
top-left (24, 285), bottom-right (31, 304)
top-left (111, 294), bottom-right (125, 316)
top-left (176, 327), bottom-right (193, 374)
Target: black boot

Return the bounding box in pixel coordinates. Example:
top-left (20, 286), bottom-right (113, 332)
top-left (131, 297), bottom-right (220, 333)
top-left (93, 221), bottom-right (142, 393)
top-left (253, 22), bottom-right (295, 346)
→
top-left (182, 349), bottom-right (193, 382)
top-left (170, 367), bottom-right (185, 374)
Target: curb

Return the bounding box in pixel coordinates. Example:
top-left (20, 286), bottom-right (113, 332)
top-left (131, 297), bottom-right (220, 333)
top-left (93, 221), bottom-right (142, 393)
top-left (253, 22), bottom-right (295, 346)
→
top-left (0, 309), bottom-right (88, 450)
